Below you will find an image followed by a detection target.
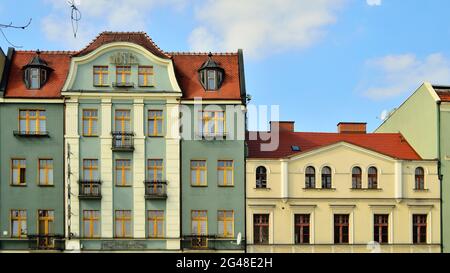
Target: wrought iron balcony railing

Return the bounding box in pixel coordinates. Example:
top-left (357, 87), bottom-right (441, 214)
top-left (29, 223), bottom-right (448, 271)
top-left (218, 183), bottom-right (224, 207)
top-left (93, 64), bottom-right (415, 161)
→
top-left (144, 181), bottom-right (167, 199)
top-left (13, 130), bottom-right (49, 137)
top-left (112, 82), bottom-right (135, 88)
top-left (27, 234), bottom-right (65, 251)
top-left (79, 180), bottom-right (102, 199)
top-left (111, 131), bottom-right (135, 151)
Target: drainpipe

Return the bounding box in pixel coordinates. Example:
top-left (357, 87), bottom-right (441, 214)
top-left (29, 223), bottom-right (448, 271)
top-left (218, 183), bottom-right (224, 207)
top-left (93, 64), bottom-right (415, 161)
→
top-left (437, 101), bottom-right (443, 253)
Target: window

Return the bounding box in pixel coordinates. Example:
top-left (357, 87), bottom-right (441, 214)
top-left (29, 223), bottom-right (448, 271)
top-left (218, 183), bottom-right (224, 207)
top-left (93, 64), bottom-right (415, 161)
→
top-left (38, 210), bottom-right (54, 235)
top-left (322, 167), bottom-right (332, 189)
top-left (256, 166), bottom-right (267, 189)
top-left (116, 66), bottom-right (131, 85)
top-left (83, 159), bottom-right (99, 181)
top-left (138, 66), bottom-right (154, 87)
top-left (93, 66), bottom-right (108, 86)
top-left (147, 159), bottom-right (163, 181)
top-left (374, 214), bottom-right (389, 244)
top-left (352, 167), bottom-right (362, 189)
top-left (115, 159), bottom-right (131, 186)
top-left (295, 214), bottom-right (310, 244)
top-left (413, 214), bottom-right (427, 244)
top-left (11, 210), bottom-right (27, 238)
top-left (12, 159), bottom-right (26, 185)
top-left (368, 167), bottom-right (378, 189)
top-left (415, 167), bottom-right (425, 190)
top-left (192, 210), bottom-right (208, 235)
top-left (115, 210), bottom-right (132, 238)
top-left (82, 109), bottom-right (98, 136)
top-left (218, 160), bottom-right (234, 186)
top-left (19, 110), bottom-right (46, 134)
top-left (253, 214), bottom-right (269, 244)
top-left (114, 110), bottom-right (131, 132)
top-left (199, 111), bottom-right (225, 137)
top-left (191, 160), bottom-right (207, 186)
top-left (148, 110), bottom-right (163, 136)
top-left (218, 210), bottom-right (234, 238)
top-left (305, 167), bottom-right (315, 189)
top-left (30, 68), bottom-right (40, 89)
top-left (38, 159), bottom-right (53, 186)
top-left (334, 214), bottom-right (349, 244)
top-left (24, 67), bottom-right (48, 89)
top-left (198, 54), bottom-right (224, 91)
top-left (83, 210), bottom-right (100, 238)
top-left (147, 210), bottom-right (164, 238)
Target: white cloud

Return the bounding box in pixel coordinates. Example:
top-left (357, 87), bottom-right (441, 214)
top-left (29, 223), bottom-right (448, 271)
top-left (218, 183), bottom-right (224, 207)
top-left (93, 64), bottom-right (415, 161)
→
top-left (41, 0), bottom-right (187, 49)
top-left (366, 0), bottom-right (382, 6)
top-left (188, 0), bottom-right (346, 58)
top-left (359, 53), bottom-right (450, 100)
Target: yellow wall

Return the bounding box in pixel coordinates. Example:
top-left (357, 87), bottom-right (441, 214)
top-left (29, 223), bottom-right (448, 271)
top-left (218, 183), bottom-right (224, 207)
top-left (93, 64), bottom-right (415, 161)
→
top-left (246, 142), bottom-right (441, 253)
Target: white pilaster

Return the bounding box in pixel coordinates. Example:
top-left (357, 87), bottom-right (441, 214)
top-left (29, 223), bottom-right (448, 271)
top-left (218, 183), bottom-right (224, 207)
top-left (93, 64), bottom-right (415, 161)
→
top-left (133, 99), bottom-right (146, 238)
top-left (281, 160), bottom-right (289, 200)
top-left (100, 98), bottom-right (113, 237)
top-left (395, 161), bottom-right (403, 201)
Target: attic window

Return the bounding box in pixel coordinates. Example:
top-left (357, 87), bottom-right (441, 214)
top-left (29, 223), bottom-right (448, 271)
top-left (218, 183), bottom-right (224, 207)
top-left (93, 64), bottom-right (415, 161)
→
top-left (22, 51), bottom-right (52, 90)
top-left (291, 146), bottom-right (301, 152)
top-left (198, 53), bottom-right (224, 91)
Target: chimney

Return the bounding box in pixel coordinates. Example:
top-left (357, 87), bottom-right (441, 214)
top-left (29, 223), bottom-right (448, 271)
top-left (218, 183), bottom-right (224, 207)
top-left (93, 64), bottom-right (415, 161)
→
top-left (337, 122), bottom-right (367, 134)
top-left (270, 121), bottom-right (295, 132)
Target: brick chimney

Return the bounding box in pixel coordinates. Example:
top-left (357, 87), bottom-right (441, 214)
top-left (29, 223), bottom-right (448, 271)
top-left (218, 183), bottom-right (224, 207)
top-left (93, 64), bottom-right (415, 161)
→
top-left (337, 122), bottom-right (367, 134)
top-left (270, 121), bottom-right (295, 132)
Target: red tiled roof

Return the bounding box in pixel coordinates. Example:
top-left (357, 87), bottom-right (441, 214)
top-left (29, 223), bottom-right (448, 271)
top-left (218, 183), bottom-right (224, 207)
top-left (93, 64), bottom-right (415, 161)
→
top-left (4, 51), bottom-right (72, 98)
top-left (74, 31), bottom-right (171, 59)
top-left (247, 131), bottom-right (422, 160)
top-left (171, 53), bottom-right (242, 100)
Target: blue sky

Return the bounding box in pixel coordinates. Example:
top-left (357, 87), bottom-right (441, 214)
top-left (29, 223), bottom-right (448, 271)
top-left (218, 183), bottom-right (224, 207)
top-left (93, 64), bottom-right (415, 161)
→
top-left (1, 0), bottom-right (450, 132)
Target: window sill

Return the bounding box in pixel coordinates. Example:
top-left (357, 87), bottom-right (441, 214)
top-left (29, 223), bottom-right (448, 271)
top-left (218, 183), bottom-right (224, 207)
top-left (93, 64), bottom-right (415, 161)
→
top-left (115, 185), bottom-right (132, 188)
top-left (218, 185), bottom-right (235, 188)
top-left (93, 85), bottom-right (110, 88)
top-left (350, 188), bottom-right (383, 191)
top-left (303, 188), bottom-right (337, 191)
top-left (414, 189), bottom-right (430, 192)
top-left (191, 185), bottom-right (208, 188)
top-left (82, 135), bottom-right (99, 138)
top-left (254, 188), bottom-right (271, 190)
top-left (147, 135), bottom-right (165, 138)
top-left (38, 184), bottom-right (55, 187)
top-left (139, 85), bottom-right (155, 88)
top-left (10, 184), bottom-right (27, 187)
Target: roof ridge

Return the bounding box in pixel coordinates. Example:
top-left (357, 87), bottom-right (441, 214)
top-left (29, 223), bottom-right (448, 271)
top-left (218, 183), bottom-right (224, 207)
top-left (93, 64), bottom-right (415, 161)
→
top-left (15, 50), bottom-right (76, 54)
top-left (169, 51), bottom-right (238, 56)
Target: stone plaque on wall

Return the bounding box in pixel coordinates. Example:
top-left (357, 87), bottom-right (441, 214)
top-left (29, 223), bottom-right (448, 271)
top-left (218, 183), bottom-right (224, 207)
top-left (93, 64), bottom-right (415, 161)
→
top-left (110, 52), bottom-right (139, 65)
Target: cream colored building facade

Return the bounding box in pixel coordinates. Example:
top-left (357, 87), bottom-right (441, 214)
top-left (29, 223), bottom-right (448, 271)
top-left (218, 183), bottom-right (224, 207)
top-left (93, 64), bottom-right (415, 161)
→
top-left (247, 140), bottom-right (441, 253)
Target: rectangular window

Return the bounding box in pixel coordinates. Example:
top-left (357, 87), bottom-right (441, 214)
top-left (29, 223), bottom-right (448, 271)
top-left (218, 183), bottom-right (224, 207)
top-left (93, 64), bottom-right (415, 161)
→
top-left (217, 160), bottom-right (234, 186)
top-left (30, 68), bottom-right (40, 89)
top-left (138, 66), bottom-right (154, 87)
top-left (38, 210), bottom-right (54, 235)
top-left (147, 159), bottom-right (163, 181)
top-left (115, 159), bottom-right (131, 186)
top-left (11, 159), bottom-right (26, 185)
top-left (334, 214), bottom-right (350, 244)
top-left (295, 214), bottom-right (310, 244)
top-left (11, 210), bottom-right (27, 238)
top-left (191, 210), bottom-right (208, 235)
top-left (148, 110), bottom-right (163, 136)
top-left (218, 210), bottom-right (234, 238)
top-left (147, 210), bottom-right (164, 238)
top-left (93, 66), bottom-right (108, 86)
top-left (115, 210), bottom-right (132, 238)
top-left (199, 111), bottom-right (225, 137)
top-left (253, 214), bottom-right (269, 245)
top-left (374, 214), bottom-right (389, 244)
top-left (114, 110), bottom-right (131, 132)
top-left (191, 160), bottom-right (207, 186)
top-left (83, 210), bottom-right (100, 238)
top-left (413, 214), bottom-right (427, 244)
top-left (38, 159), bottom-right (54, 186)
top-left (207, 70), bottom-right (217, 90)
top-left (19, 110), bottom-right (46, 133)
top-left (82, 109), bottom-right (98, 136)
top-left (116, 66), bottom-right (131, 84)
top-left (83, 159), bottom-right (99, 181)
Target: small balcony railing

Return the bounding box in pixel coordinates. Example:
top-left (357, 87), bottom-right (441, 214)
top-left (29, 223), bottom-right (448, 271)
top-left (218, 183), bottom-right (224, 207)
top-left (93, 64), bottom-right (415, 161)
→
top-left (79, 180), bottom-right (102, 199)
top-left (182, 235), bottom-right (217, 250)
top-left (112, 82), bottom-right (135, 88)
top-left (112, 132), bottom-right (135, 151)
top-left (13, 130), bottom-right (49, 137)
top-left (27, 234), bottom-right (65, 251)
top-left (144, 181), bottom-right (167, 199)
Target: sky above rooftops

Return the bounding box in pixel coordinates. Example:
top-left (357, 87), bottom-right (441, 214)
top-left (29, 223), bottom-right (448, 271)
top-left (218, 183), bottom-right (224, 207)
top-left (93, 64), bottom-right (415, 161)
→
top-left (1, 0), bottom-right (450, 132)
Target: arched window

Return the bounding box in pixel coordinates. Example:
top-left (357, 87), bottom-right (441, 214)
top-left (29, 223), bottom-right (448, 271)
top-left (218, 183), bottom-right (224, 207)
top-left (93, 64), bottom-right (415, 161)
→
top-left (368, 167), bottom-right (378, 189)
top-left (352, 167), bottom-right (362, 189)
top-left (322, 167), bottom-right (332, 189)
top-left (415, 167), bottom-right (425, 190)
top-left (305, 167), bottom-right (316, 189)
top-left (256, 166), bottom-right (267, 189)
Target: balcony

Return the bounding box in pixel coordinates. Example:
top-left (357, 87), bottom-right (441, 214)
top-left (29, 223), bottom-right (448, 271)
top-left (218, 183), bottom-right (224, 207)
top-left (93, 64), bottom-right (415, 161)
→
top-left (27, 235), bottom-right (65, 251)
top-left (197, 132), bottom-right (228, 140)
top-left (112, 82), bottom-right (135, 88)
top-left (181, 235), bottom-right (246, 251)
top-left (13, 130), bottom-right (49, 137)
top-left (79, 180), bottom-right (102, 199)
top-left (144, 181), bottom-right (168, 200)
top-left (111, 132), bottom-right (135, 151)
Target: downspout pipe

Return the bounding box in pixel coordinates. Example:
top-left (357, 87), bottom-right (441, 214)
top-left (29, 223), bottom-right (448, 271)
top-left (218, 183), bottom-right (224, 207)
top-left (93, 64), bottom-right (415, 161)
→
top-left (437, 101), bottom-right (443, 253)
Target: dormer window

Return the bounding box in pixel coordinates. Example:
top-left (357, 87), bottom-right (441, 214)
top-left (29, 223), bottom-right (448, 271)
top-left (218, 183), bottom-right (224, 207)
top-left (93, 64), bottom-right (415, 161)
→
top-left (199, 53), bottom-right (224, 91)
top-left (22, 51), bottom-right (52, 90)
